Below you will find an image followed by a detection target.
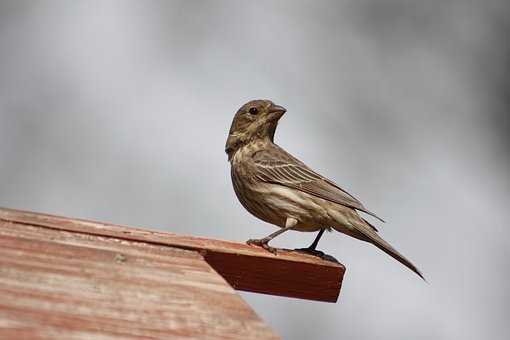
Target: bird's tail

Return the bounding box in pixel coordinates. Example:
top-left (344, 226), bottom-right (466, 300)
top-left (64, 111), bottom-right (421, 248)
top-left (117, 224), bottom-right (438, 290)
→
top-left (361, 227), bottom-right (425, 281)
top-left (331, 212), bottom-right (425, 280)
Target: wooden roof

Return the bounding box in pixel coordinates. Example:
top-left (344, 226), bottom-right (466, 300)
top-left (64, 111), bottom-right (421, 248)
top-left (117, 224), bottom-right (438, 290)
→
top-left (0, 208), bottom-right (345, 339)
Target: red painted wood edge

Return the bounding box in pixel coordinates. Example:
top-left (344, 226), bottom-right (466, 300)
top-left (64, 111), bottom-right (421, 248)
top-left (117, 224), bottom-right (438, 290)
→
top-left (0, 207), bottom-right (344, 302)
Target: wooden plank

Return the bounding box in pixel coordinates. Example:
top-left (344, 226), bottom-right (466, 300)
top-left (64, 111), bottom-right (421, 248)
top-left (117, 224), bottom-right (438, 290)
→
top-left (0, 208), bottom-right (345, 302)
top-left (0, 220), bottom-right (280, 340)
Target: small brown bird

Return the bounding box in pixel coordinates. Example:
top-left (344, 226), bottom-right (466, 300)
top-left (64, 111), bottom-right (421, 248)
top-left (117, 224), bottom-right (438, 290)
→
top-left (226, 99), bottom-right (424, 279)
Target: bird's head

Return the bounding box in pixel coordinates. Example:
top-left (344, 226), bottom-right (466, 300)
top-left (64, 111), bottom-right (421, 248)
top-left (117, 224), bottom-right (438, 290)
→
top-left (225, 99), bottom-right (286, 160)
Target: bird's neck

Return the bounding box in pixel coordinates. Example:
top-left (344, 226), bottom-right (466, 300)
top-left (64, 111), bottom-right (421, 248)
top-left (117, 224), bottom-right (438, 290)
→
top-left (228, 136), bottom-right (274, 162)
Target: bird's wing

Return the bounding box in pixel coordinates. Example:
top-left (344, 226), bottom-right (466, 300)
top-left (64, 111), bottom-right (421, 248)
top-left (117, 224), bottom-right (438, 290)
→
top-left (253, 147), bottom-right (384, 222)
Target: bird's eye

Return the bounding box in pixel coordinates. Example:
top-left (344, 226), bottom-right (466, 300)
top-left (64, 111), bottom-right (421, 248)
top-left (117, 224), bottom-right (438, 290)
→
top-left (249, 107), bottom-right (259, 115)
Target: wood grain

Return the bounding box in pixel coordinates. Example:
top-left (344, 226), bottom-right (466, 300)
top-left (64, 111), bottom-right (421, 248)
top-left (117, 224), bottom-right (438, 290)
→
top-left (0, 220), bottom-right (279, 340)
top-left (0, 207), bottom-right (344, 302)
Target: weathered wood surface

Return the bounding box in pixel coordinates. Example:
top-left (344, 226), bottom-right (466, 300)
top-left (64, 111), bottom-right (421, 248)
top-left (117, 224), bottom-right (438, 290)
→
top-left (0, 219), bottom-right (279, 340)
top-left (0, 208), bottom-right (345, 303)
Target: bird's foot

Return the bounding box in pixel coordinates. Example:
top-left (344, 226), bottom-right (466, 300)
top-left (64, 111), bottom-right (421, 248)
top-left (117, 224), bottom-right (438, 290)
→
top-left (246, 238), bottom-right (278, 255)
top-left (294, 247), bottom-right (339, 263)
top-left (294, 247), bottom-right (325, 257)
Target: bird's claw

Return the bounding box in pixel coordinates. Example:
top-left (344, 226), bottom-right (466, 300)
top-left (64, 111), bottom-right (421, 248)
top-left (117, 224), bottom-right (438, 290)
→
top-left (294, 247), bottom-right (339, 263)
top-left (247, 238), bottom-right (278, 254)
top-left (294, 247), bottom-right (325, 257)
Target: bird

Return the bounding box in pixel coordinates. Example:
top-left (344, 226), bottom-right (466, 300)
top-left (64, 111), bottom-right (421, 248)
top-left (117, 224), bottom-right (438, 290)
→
top-left (225, 99), bottom-right (424, 280)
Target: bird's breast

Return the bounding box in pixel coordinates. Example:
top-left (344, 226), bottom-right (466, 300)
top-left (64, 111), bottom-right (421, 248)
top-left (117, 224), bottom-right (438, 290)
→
top-left (230, 162), bottom-right (286, 227)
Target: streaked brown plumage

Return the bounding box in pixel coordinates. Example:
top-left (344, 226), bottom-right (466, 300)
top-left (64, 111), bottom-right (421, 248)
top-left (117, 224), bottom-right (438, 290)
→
top-left (226, 99), bottom-right (424, 280)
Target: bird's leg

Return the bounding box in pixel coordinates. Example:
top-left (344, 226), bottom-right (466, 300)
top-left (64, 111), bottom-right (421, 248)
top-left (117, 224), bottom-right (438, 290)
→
top-left (295, 228), bottom-right (326, 257)
top-left (294, 229), bottom-right (338, 262)
top-left (247, 217), bottom-right (298, 254)
top-left (308, 228), bottom-right (325, 250)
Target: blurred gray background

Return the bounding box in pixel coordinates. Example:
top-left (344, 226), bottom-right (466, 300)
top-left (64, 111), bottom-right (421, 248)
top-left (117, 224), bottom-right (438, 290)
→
top-left (1, 1), bottom-right (509, 339)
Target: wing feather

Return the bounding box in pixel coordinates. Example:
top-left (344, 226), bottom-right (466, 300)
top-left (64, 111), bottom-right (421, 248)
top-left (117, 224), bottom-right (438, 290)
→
top-left (253, 148), bottom-right (384, 222)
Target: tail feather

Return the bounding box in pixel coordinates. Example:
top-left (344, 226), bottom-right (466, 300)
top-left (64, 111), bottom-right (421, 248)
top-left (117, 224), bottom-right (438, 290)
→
top-left (330, 210), bottom-right (425, 280)
top-left (360, 227), bottom-right (425, 281)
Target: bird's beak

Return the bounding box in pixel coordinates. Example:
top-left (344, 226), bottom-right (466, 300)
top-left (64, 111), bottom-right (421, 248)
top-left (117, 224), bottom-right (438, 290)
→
top-left (268, 104), bottom-right (286, 115)
top-left (268, 104), bottom-right (287, 119)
